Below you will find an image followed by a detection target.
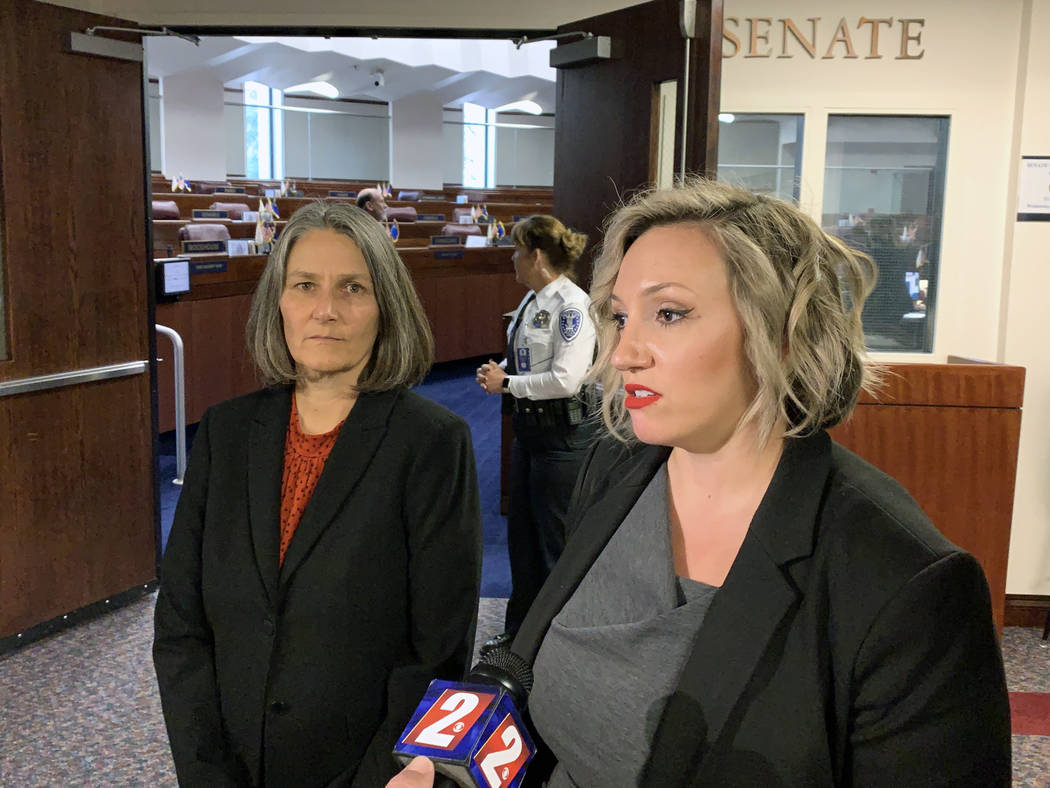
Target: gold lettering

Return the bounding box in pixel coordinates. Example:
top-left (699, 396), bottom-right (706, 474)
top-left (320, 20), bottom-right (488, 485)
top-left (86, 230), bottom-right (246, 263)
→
top-left (722, 16), bottom-right (741, 58)
top-left (779, 17), bottom-right (819, 59)
top-left (896, 18), bottom-right (925, 59)
top-left (823, 17), bottom-right (858, 59)
top-left (746, 18), bottom-right (773, 58)
top-left (857, 17), bottom-right (893, 59)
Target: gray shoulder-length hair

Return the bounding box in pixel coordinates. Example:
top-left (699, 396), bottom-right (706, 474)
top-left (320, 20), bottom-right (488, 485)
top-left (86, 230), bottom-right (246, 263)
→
top-left (590, 177), bottom-right (881, 446)
top-left (246, 200), bottom-right (434, 390)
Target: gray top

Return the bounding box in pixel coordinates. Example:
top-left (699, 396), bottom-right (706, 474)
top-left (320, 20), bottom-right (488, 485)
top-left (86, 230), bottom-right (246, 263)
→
top-left (529, 465), bottom-right (718, 787)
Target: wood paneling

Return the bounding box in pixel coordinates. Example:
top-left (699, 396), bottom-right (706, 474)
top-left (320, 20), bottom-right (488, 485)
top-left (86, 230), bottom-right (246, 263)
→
top-left (829, 363), bottom-right (1025, 632)
top-left (0, 374), bottom-right (154, 637)
top-left (553, 0), bottom-right (722, 275)
top-left (156, 296), bottom-right (258, 433)
top-left (0, 0), bottom-right (155, 639)
top-left (154, 246), bottom-right (523, 430)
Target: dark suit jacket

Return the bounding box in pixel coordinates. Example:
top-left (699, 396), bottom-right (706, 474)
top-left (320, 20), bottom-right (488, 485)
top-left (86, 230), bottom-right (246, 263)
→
top-left (153, 386), bottom-right (482, 788)
top-left (513, 430), bottom-right (1011, 787)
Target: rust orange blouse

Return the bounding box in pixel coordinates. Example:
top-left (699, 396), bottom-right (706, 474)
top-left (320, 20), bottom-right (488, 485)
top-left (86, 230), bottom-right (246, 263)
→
top-left (279, 394), bottom-right (345, 565)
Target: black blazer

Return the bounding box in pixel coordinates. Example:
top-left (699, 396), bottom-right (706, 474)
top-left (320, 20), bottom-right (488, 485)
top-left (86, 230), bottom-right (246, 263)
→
top-left (154, 386), bottom-right (482, 787)
top-left (513, 431), bottom-right (1011, 787)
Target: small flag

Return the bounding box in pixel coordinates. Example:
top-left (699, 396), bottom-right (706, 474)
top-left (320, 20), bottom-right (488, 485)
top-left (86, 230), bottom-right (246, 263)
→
top-left (172, 174), bottom-right (189, 192)
top-left (266, 197), bottom-right (280, 220)
top-left (495, 220), bottom-right (506, 240)
top-left (486, 221), bottom-right (496, 242)
top-left (388, 220), bottom-right (400, 242)
top-left (254, 202), bottom-right (266, 246)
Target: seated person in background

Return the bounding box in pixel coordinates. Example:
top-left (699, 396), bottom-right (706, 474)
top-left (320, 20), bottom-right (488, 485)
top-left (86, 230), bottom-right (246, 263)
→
top-left (356, 187), bottom-right (389, 221)
top-left (154, 201), bottom-right (482, 787)
top-left (391, 178), bottom-right (1011, 787)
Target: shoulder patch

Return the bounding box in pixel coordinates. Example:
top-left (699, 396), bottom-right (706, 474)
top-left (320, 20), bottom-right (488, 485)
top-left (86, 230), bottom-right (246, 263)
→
top-left (559, 307), bottom-right (584, 341)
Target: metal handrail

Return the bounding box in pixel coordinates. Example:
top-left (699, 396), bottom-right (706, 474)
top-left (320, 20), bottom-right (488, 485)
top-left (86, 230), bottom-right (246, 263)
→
top-left (155, 324), bottom-right (186, 485)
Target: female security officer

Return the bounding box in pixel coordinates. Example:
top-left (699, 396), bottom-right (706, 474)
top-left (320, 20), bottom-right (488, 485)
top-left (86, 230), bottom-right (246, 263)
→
top-left (477, 215), bottom-right (596, 652)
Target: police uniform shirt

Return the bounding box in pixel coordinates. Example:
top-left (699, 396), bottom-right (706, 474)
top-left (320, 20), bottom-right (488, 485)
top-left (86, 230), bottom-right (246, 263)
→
top-left (503, 274), bottom-right (596, 401)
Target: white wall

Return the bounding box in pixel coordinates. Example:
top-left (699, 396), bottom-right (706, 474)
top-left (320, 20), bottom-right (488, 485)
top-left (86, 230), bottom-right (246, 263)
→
top-left (495, 113), bottom-right (555, 187)
top-left (281, 96), bottom-right (389, 181)
top-left (389, 92), bottom-right (445, 190)
top-left (722, 0), bottom-right (1049, 594)
top-left (160, 71), bottom-right (226, 180)
top-left (1001, 0), bottom-right (1050, 597)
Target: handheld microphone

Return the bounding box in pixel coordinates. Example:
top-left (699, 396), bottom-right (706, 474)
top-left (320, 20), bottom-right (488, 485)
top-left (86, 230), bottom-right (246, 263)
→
top-left (393, 648), bottom-right (536, 788)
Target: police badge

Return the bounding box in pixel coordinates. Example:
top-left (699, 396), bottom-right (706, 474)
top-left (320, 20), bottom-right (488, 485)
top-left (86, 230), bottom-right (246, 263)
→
top-left (559, 308), bottom-right (583, 341)
top-left (532, 310), bottom-right (551, 329)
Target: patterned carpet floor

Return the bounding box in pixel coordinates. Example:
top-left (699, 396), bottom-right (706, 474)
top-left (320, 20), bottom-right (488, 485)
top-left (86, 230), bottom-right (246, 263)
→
top-left (0, 595), bottom-right (1046, 786)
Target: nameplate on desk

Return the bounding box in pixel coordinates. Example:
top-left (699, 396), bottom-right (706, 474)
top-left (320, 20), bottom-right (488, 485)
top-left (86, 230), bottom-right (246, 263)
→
top-left (328, 190), bottom-right (357, 198)
top-left (417, 213), bottom-right (446, 221)
top-left (512, 215), bottom-right (527, 222)
top-left (214, 187), bottom-right (245, 194)
top-left (190, 260), bottom-right (228, 275)
top-left (192, 209), bottom-right (228, 219)
top-left (430, 235), bottom-right (462, 246)
top-left (434, 249), bottom-right (464, 260)
top-left (227, 239), bottom-right (252, 257)
top-left (495, 236), bottom-right (516, 247)
top-left (181, 240), bottom-right (227, 254)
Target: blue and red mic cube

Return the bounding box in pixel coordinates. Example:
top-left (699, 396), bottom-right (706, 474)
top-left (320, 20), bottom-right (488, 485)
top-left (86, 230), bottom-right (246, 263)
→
top-left (394, 679), bottom-right (535, 788)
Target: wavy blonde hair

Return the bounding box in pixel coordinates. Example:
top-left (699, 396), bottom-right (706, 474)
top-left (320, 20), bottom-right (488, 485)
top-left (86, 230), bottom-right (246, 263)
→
top-left (590, 178), bottom-right (880, 445)
top-left (246, 200), bottom-right (433, 390)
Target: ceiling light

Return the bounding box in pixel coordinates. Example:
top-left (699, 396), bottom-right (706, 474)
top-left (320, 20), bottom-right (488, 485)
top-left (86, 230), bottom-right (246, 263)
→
top-left (285, 81), bottom-right (339, 99)
top-left (495, 100), bottom-right (543, 115)
top-left (718, 113), bottom-right (735, 123)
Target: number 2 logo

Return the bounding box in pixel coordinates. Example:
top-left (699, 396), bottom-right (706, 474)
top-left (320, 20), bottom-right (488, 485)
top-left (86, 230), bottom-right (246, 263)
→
top-left (403, 689), bottom-right (496, 751)
top-left (474, 714), bottom-right (530, 788)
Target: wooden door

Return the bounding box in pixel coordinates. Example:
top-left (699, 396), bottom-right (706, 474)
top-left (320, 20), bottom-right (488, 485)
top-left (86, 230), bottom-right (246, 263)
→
top-left (0, 0), bottom-right (156, 646)
top-left (552, 0), bottom-right (723, 274)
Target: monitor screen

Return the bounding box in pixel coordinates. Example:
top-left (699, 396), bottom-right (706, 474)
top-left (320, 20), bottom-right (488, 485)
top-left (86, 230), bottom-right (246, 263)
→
top-left (157, 258), bottom-right (190, 296)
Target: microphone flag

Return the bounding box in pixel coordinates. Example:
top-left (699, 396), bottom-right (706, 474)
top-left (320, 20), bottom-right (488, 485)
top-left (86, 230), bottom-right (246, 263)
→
top-left (393, 679), bottom-right (535, 787)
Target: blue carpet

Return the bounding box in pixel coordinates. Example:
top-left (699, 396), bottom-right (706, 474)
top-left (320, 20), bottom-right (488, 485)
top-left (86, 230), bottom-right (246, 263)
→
top-left (157, 357), bottom-right (511, 597)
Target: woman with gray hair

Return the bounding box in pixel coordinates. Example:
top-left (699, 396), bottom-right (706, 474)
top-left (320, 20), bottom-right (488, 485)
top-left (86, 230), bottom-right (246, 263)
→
top-left (154, 201), bottom-right (482, 787)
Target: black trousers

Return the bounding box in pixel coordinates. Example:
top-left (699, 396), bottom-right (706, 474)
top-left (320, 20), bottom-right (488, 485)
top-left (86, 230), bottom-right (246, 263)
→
top-left (503, 416), bottom-right (597, 634)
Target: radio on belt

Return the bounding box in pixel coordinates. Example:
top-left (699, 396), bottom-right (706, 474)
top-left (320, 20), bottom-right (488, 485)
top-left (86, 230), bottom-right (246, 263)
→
top-left (393, 678), bottom-right (535, 788)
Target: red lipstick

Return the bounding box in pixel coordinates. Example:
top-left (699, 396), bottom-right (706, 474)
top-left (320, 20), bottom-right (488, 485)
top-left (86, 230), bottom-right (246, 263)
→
top-left (624, 383), bottom-right (661, 409)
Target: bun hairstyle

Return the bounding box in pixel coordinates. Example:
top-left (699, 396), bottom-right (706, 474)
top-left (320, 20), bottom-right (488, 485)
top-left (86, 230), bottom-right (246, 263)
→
top-left (510, 215), bottom-right (588, 275)
top-left (589, 177), bottom-right (881, 446)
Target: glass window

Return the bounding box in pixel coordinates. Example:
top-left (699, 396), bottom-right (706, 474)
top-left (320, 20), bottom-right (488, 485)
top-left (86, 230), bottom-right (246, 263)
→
top-left (462, 102), bottom-right (486, 188)
top-left (717, 113), bottom-right (803, 203)
top-left (244, 82), bottom-right (285, 180)
top-left (823, 115), bottom-right (949, 353)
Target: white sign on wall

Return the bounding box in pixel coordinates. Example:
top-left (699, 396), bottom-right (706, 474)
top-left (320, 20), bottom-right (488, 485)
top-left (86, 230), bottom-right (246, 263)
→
top-left (1017, 156), bottom-right (1050, 221)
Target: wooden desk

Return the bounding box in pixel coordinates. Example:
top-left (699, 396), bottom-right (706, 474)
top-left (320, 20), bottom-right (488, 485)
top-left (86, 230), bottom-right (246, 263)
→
top-left (155, 247), bottom-right (523, 431)
top-left (829, 362), bottom-right (1024, 632)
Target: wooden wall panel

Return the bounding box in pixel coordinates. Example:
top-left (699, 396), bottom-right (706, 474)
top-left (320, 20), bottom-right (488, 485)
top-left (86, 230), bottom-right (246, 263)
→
top-left (829, 363), bottom-right (1025, 632)
top-left (156, 296), bottom-right (258, 432)
top-left (0, 374), bottom-right (154, 638)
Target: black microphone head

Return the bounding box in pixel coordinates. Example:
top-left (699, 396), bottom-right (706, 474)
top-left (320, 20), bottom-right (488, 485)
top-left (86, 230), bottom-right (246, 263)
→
top-left (468, 647), bottom-right (534, 708)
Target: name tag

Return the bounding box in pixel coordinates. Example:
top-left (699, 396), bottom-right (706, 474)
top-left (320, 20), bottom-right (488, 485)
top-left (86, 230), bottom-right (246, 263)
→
top-left (433, 249), bottom-right (464, 260)
top-left (417, 213), bottom-right (446, 221)
top-left (181, 240), bottom-right (227, 254)
top-left (190, 260), bottom-right (228, 274)
top-left (430, 235), bottom-right (461, 246)
top-left (516, 347), bottom-right (531, 372)
top-left (214, 186), bottom-right (245, 194)
top-left (192, 209), bottom-right (228, 219)
top-left (328, 190), bottom-right (357, 198)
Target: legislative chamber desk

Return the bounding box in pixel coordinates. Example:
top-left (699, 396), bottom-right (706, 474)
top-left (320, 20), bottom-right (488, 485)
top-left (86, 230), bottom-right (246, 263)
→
top-left (155, 245), bottom-right (519, 432)
top-left (827, 361), bottom-right (1024, 632)
top-left (493, 361), bottom-right (1023, 633)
